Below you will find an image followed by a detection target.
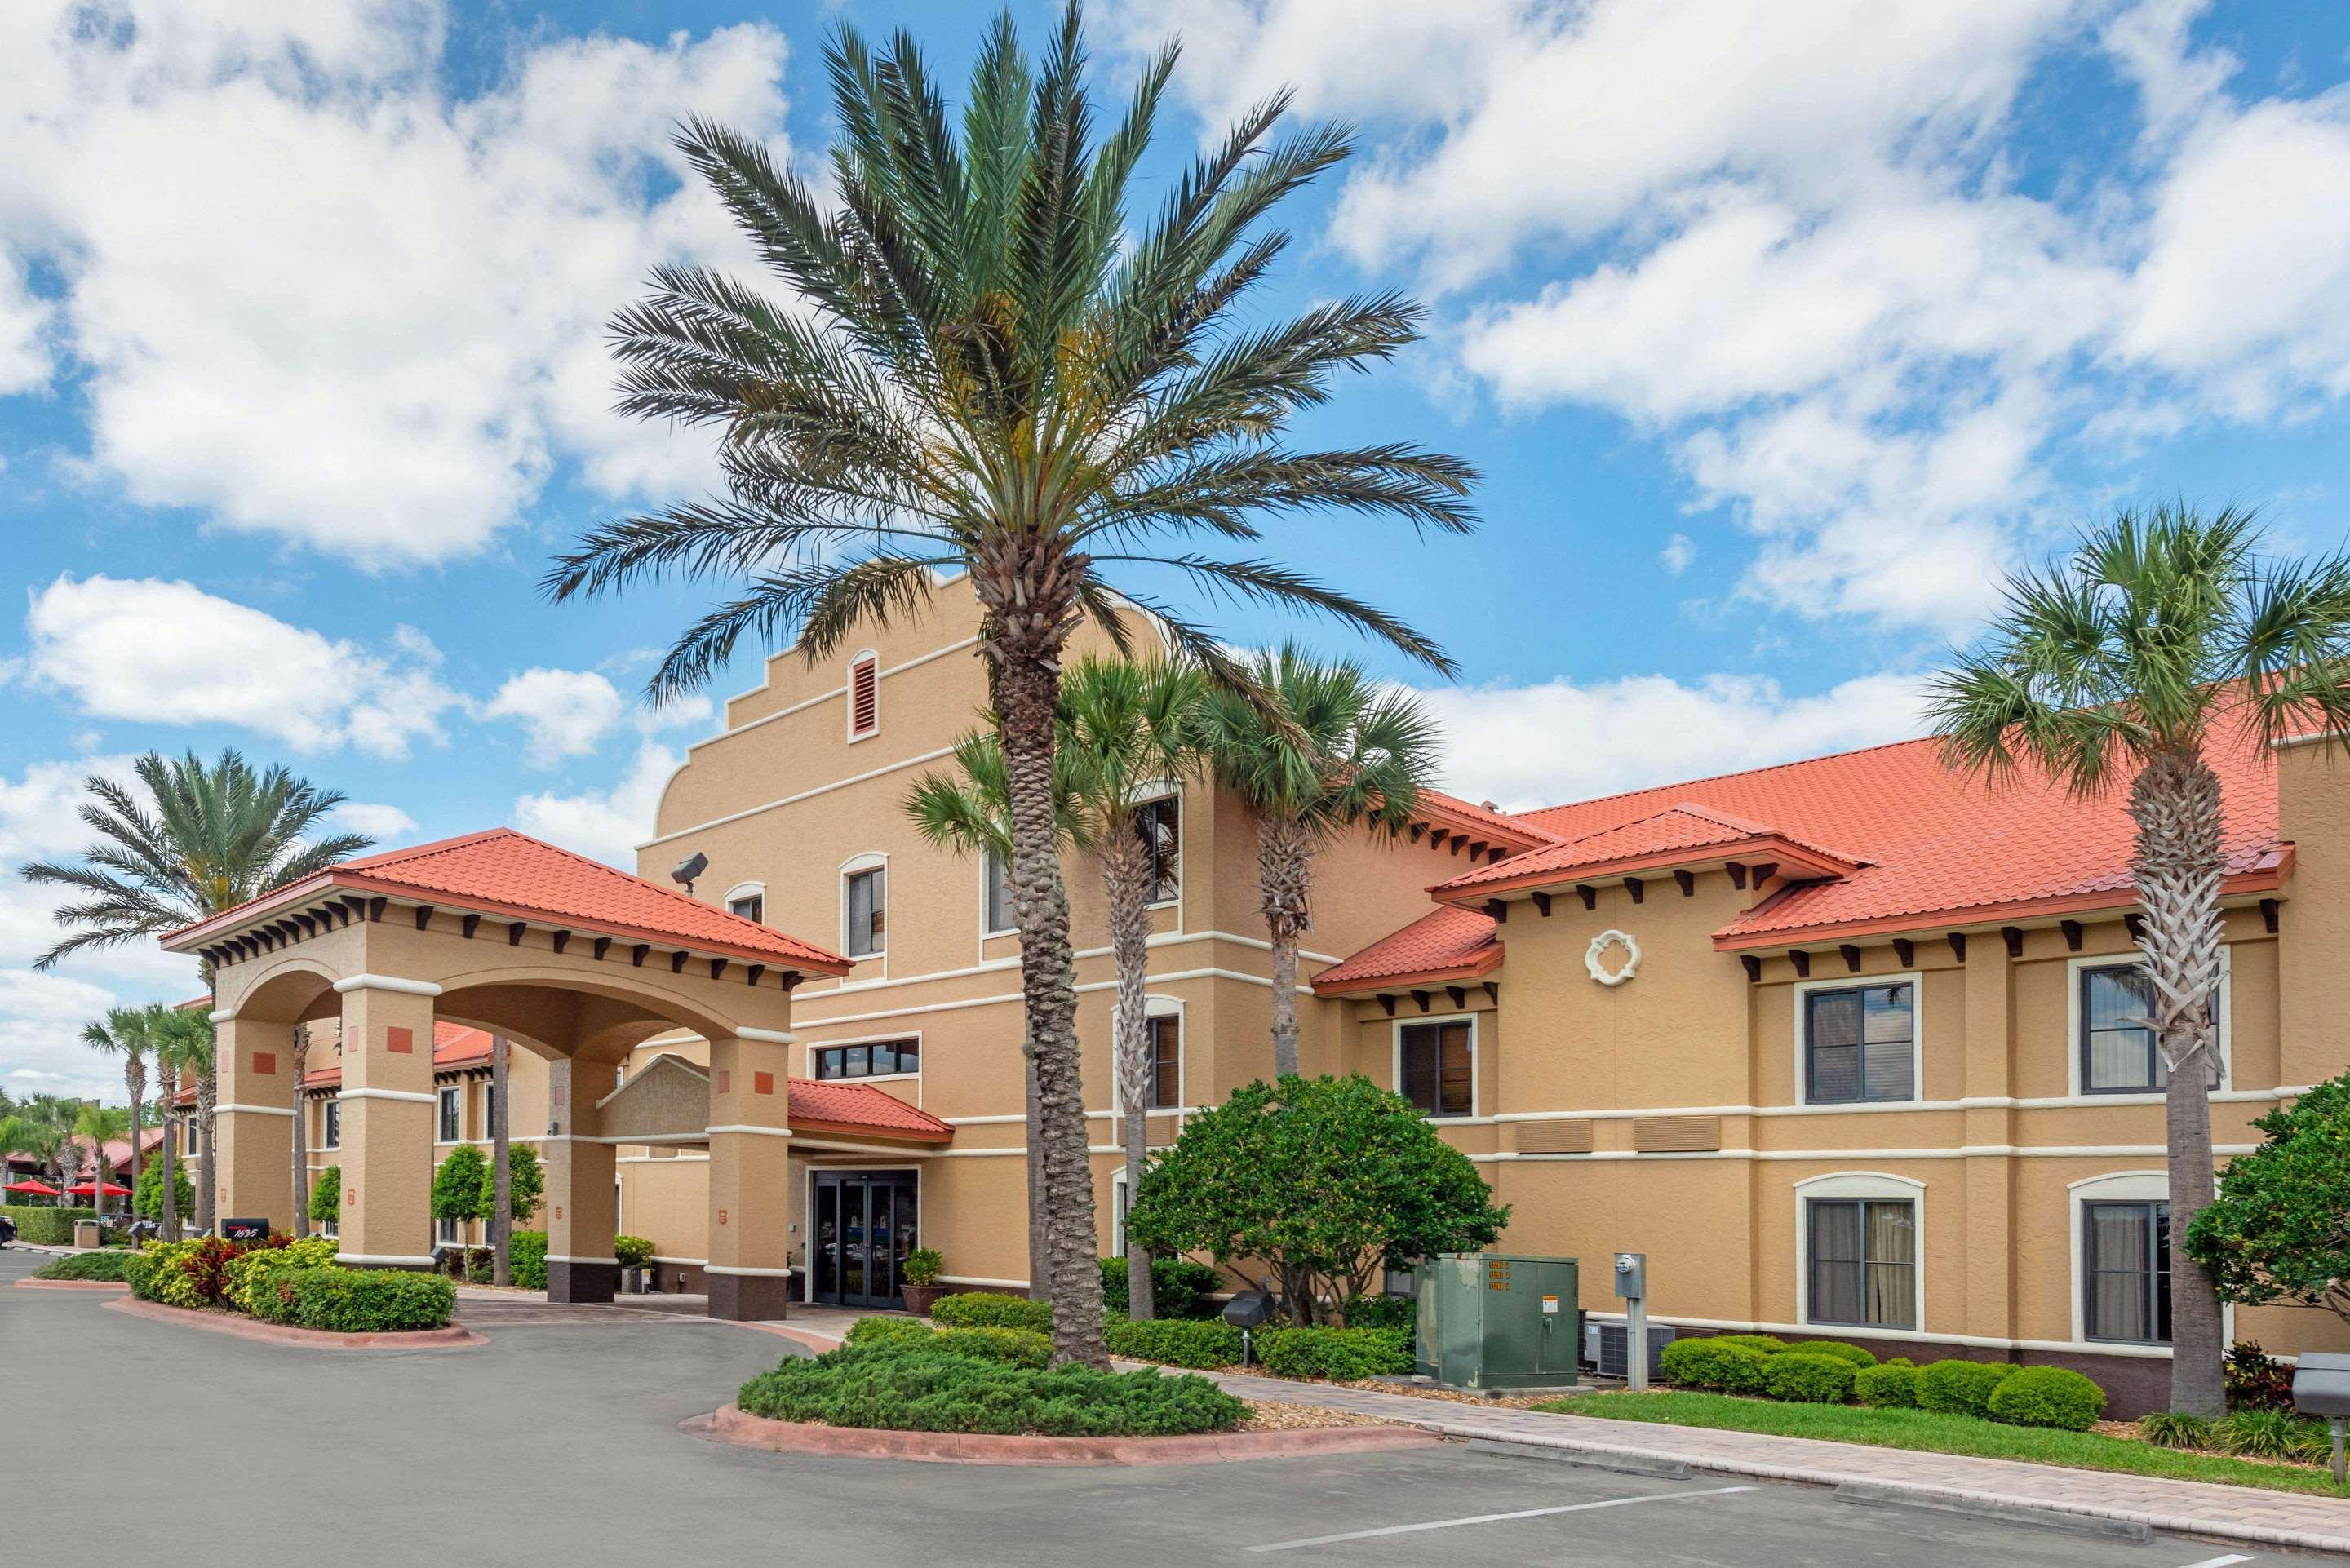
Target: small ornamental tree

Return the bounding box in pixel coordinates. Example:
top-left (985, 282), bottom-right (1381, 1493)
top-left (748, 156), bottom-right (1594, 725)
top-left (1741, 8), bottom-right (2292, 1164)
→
top-left (2187, 1073), bottom-right (2350, 1325)
top-left (133, 1146), bottom-right (193, 1223)
top-left (1124, 1074), bottom-right (1508, 1324)
top-left (431, 1145), bottom-right (490, 1244)
top-left (308, 1164), bottom-right (341, 1230)
top-left (481, 1143), bottom-right (543, 1224)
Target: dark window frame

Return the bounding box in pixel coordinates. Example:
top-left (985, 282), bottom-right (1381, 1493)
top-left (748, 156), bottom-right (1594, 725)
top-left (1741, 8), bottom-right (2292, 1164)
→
top-left (2083, 1198), bottom-right (2172, 1344)
top-left (983, 848), bottom-right (1014, 935)
top-left (1398, 1017), bottom-right (1475, 1119)
top-left (321, 1098), bottom-right (339, 1149)
top-left (1805, 1196), bottom-right (1918, 1331)
top-left (1147, 1012), bottom-right (1180, 1110)
top-left (845, 864), bottom-right (885, 958)
top-left (2079, 962), bottom-right (2166, 1095)
top-left (813, 1039), bottom-right (920, 1080)
top-left (1802, 981), bottom-right (1917, 1105)
top-left (729, 892), bottom-right (765, 924)
top-left (437, 1083), bottom-right (460, 1144)
top-left (1137, 794), bottom-right (1180, 905)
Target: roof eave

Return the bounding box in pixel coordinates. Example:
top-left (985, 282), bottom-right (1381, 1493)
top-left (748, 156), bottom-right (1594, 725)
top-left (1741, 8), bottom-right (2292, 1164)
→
top-left (1432, 835), bottom-right (1856, 901)
top-left (787, 1116), bottom-right (953, 1146)
top-left (1311, 943), bottom-right (1505, 996)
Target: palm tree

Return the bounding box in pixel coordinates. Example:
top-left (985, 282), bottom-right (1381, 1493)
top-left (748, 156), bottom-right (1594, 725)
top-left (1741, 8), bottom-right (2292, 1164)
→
top-left (1927, 503), bottom-right (2350, 1417)
top-left (21, 749), bottom-right (371, 1232)
top-left (1196, 646), bottom-right (1443, 1077)
top-left (71, 1103), bottom-right (131, 1217)
top-left (544, 5), bottom-right (1472, 1365)
top-left (149, 1007), bottom-right (215, 1238)
top-left (289, 1023), bottom-right (312, 1238)
top-left (490, 1032), bottom-right (512, 1284)
top-left (82, 1006), bottom-right (157, 1207)
top-left (906, 729), bottom-right (1084, 1303)
top-left (0, 1093), bottom-right (79, 1203)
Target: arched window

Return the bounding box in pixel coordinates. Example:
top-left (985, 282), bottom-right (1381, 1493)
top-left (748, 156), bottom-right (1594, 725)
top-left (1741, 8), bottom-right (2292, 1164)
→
top-left (840, 853), bottom-right (887, 959)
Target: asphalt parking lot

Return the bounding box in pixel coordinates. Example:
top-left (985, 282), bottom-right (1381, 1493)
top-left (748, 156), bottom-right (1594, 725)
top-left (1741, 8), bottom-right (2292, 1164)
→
top-left (0, 1245), bottom-right (2299, 1566)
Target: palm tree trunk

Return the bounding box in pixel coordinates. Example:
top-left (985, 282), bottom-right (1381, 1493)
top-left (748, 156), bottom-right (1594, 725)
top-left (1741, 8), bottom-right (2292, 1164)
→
top-left (124, 1059), bottom-right (144, 1224)
top-left (1025, 1049), bottom-right (1049, 1301)
top-left (492, 1034), bottom-right (512, 1286)
top-left (1102, 822), bottom-right (1157, 1322)
top-left (2129, 746), bottom-right (2229, 1419)
top-left (1257, 816), bottom-right (1315, 1079)
top-left (196, 1069), bottom-right (218, 1234)
top-left (289, 1025), bottom-right (310, 1238)
top-left (158, 1065), bottom-right (179, 1239)
top-left (995, 644), bottom-right (1109, 1368)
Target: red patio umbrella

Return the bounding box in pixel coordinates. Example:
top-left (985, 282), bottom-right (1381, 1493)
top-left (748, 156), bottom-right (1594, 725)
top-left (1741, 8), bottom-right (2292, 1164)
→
top-left (4, 1179), bottom-right (61, 1196)
top-left (67, 1181), bottom-right (132, 1197)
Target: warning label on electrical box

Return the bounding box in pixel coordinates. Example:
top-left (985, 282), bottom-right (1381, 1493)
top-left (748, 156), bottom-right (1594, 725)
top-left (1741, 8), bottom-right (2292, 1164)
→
top-left (1541, 1294), bottom-right (1559, 1313)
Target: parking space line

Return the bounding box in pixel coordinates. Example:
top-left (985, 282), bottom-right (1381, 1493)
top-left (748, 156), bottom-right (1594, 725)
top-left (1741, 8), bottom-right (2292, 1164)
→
top-left (1246, 1484), bottom-right (1758, 1552)
top-left (2175, 1557), bottom-right (2253, 1568)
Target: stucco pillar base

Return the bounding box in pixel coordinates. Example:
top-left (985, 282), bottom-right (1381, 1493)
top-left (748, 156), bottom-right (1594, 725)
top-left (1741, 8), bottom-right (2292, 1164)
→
top-left (707, 1269), bottom-right (792, 1321)
top-left (548, 1258), bottom-right (619, 1304)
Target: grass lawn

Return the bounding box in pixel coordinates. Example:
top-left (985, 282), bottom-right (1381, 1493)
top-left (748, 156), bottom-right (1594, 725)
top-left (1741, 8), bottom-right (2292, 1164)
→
top-left (1531, 1390), bottom-right (2350, 1499)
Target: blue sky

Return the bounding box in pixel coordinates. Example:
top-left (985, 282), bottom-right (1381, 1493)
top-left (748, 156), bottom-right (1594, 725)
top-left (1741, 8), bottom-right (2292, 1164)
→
top-left (5, 0), bottom-right (2350, 1099)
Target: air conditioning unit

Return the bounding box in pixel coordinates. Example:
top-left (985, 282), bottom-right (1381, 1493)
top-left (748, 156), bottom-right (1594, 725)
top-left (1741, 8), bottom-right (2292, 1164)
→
top-left (1583, 1317), bottom-right (1675, 1380)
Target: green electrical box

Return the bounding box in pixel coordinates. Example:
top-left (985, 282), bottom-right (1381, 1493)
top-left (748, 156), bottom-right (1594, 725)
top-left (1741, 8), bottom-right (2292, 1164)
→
top-left (1415, 1253), bottom-right (1581, 1391)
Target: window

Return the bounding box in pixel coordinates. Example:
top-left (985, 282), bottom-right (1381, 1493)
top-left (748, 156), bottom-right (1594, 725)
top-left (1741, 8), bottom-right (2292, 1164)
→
top-left (729, 893), bottom-right (765, 924)
top-left (1802, 982), bottom-right (1915, 1104)
top-left (848, 653), bottom-right (879, 738)
top-left (2081, 963), bottom-right (2162, 1093)
top-left (435, 1215), bottom-right (460, 1247)
top-left (813, 1039), bottom-right (919, 1079)
top-left (1399, 1019), bottom-right (1473, 1118)
top-left (1137, 795), bottom-right (1179, 904)
top-left (984, 848), bottom-right (1014, 935)
top-left (2084, 1199), bottom-right (2171, 1344)
top-left (1806, 1197), bottom-right (1917, 1329)
top-left (437, 1084), bottom-right (460, 1144)
top-left (1147, 1014), bottom-right (1181, 1110)
top-left (483, 1082), bottom-right (499, 1136)
top-left (845, 865), bottom-right (885, 958)
top-left (321, 1100), bottom-right (339, 1150)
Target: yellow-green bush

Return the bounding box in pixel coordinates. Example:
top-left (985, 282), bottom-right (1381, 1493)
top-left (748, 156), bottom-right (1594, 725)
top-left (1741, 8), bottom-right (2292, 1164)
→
top-left (931, 1291), bottom-right (1052, 1331)
top-left (1852, 1359), bottom-right (1920, 1407)
top-left (1985, 1366), bottom-right (2105, 1431)
top-left (1659, 1337), bottom-right (1768, 1393)
top-left (1762, 1352), bottom-right (1857, 1403)
top-left (224, 1236), bottom-right (338, 1314)
top-left (1917, 1359), bottom-right (2017, 1418)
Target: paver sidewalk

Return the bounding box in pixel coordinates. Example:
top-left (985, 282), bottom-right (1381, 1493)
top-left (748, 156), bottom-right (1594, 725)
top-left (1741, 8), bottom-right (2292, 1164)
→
top-left (1198, 1369), bottom-right (2350, 1555)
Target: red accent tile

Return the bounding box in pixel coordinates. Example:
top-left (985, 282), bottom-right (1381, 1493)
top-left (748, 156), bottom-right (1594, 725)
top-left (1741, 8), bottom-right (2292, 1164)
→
top-left (716, 1070), bottom-right (731, 1094)
top-left (385, 1026), bottom-right (413, 1054)
top-left (753, 1071), bottom-right (774, 1096)
top-left (251, 1052), bottom-right (276, 1076)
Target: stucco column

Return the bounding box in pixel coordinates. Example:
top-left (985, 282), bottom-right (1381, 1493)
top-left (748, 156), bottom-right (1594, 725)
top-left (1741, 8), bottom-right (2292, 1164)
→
top-left (211, 1012), bottom-right (294, 1233)
top-left (707, 1030), bottom-right (795, 1321)
top-left (544, 1057), bottom-right (618, 1302)
top-left (1961, 942), bottom-right (2016, 1340)
top-left (334, 977), bottom-right (440, 1268)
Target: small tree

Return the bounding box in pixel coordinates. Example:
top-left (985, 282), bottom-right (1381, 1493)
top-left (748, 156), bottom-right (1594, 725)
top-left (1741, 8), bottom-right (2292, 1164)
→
top-left (1124, 1074), bottom-right (1508, 1324)
top-left (308, 1164), bottom-right (341, 1231)
top-left (432, 1145), bottom-right (490, 1265)
top-left (2187, 1074), bottom-right (2350, 1326)
top-left (481, 1143), bottom-right (543, 1225)
top-left (134, 1146), bottom-right (193, 1223)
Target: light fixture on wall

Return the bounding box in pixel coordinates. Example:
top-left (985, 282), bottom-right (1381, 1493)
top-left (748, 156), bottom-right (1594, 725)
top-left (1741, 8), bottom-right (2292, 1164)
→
top-left (670, 851), bottom-right (709, 897)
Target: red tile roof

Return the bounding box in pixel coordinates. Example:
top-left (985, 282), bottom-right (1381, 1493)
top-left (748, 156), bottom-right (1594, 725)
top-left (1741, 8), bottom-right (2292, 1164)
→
top-left (162, 828), bottom-right (851, 973)
top-left (299, 1022), bottom-right (493, 1092)
top-left (1412, 790), bottom-right (1561, 852)
top-left (1311, 906), bottom-right (1502, 994)
top-left (785, 1077), bottom-right (953, 1143)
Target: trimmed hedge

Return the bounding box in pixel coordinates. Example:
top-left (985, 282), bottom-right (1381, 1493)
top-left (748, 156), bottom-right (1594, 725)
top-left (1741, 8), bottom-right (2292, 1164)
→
top-left (1986, 1366), bottom-right (2106, 1432)
top-left (1786, 1339), bottom-right (1877, 1367)
top-left (931, 1291), bottom-right (1052, 1332)
top-left (248, 1267), bottom-right (456, 1332)
top-left (846, 1315), bottom-right (938, 1349)
top-left (31, 1249), bottom-right (137, 1282)
top-left (935, 1327), bottom-right (1052, 1369)
top-left (1100, 1256), bottom-right (1225, 1321)
top-left (1762, 1353), bottom-right (1857, 1403)
top-left (1106, 1318), bottom-right (1244, 1369)
top-left (224, 1236), bottom-right (338, 1313)
top-left (1852, 1359), bottom-right (1920, 1408)
top-left (1341, 1294), bottom-right (1416, 1332)
top-left (1258, 1326), bottom-right (1411, 1380)
top-left (1660, 1338), bottom-right (1768, 1394)
top-left (511, 1230), bottom-right (548, 1290)
top-left (614, 1234), bottom-right (655, 1269)
top-left (1917, 1359), bottom-right (2018, 1418)
top-left (737, 1340), bottom-right (1248, 1436)
top-left (2, 1204), bottom-right (97, 1246)
top-left (1708, 1333), bottom-right (1790, 1355)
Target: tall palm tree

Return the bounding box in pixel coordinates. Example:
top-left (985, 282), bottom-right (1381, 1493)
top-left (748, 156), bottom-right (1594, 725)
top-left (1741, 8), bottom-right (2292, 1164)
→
top-left (71, 1103), bottom-right (131, 1217)
top-left (21, 750), bottom-right (371, 1232)
top-left (1196, 646), bottom-right (1443, 1077)
top-left (545, 6), bottom-right (1472, 1365)
top-left (906, 729), bottom-right (1084, 1303)
top-left (149, 1007), bottom-right (215, 1238)
top-left (82, 1006), bottom-right (157, 1207)
top-left (1928, 503), bottom-right (2350, 1417)
top-left (0, 1093), bottom-right (79, 1203)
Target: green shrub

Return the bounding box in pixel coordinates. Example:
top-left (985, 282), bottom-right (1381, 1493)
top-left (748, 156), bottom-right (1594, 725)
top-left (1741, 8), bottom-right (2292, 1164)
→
top-left (1785, 1339), bottom-right (1877, 1367)
top-left (1099, 1256), bottom-right (1225, 1320)
top-left (224, 1236), bottom-right (338, 1313)
top-left (308, 1165), bottom-right (339, 1228)
top-left (1762, 1353), bottom-right (1857, 1403)
top-left (510, 1230), bottom-right (548, 1290)
top-left (1916, 1359), bottom-right (2017, 1417)
top-left (1707, 1333), bottom-right (1790, 1356)
top-left (30, 1250), bottom-right (136, 1282)
top-left (2139, 1411), bottom-right (2215, 1450)
top-left (1258, 1326), bottom-right (1411, 1380)
top-left (2216, 1407), bottom-right (2330, 1462)
top-left (1341, 1294), bottom-right (1416, 1333)
top-left (614, 1234), bottom-right (655, 1269)
top-left (1659, 1338), bottom-right (1768, 1393)
top-left (1106, 1318), bottom-right (1244, 1369)
top-left (903, 1247), bottom-right (943, 1287)
top-left (845, 1316), bottom-right (937, 1349)
top-left (736, 1341), bottom-right (1247, 1436)
top-left (1851, 1361), bottom-right (1920, 1408)
top-left (934, 1327), bottom-right (1052, 1368)
top-left (273, 1267), bottom-right (455, 1332)
top-left (2, 1204), bottom-right (97, 1246)
top-left (127, 1238), bottom-right (219, 1307)
top-left (931, 1291), bottom-right (1052, 1331)
top-left (1985, 1366), bottom-right (2106, 1431)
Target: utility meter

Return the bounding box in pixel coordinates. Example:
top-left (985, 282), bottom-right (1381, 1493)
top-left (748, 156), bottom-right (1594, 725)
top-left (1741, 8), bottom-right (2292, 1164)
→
top-left (1613, 1252), bottom-right (1646, 1300)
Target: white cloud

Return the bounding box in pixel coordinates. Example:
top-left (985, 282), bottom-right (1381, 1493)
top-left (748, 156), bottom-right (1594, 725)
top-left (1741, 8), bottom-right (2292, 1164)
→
top-left (636, 693), bottom-right (715, 736)
top-left (485, 667), bottom-right (625, 766)
top-left (1411, 669), bottom-right (1933, 811)
top-left (21, 574), bottom-right (462, 757)
top-left (1659, 534), bottom-right (1696, 575)
top-left (510, 742), bottom-right (678, 869)
top-left (331, 802), bottom-right (419, 842)
top-left (0, 1), bottom-right (792, 566)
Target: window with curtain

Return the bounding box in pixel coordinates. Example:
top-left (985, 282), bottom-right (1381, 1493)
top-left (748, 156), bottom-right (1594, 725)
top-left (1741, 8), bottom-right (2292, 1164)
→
top-left (437, 1084), bottom-right (460, 1144)
top-left (1399, 1021), bottom-right (1474, 1118)
top-left (1803, 983), bottom-right (1915, 1103)
top-left (2084, 1199), bottom-right (2171, 1343)
top-left (1137, 796), bottom-right (1179, 903)
top-left (1148, 1013), bottom-right (1180, 1110)
top-left (1807, 1196), bottom-right (1916, 1329)
top-left (2082, 964), bottom-right (2165, 1093)
top-left (321, 1100), bottom-right (339, 1149)
top-left (984, 848), bottom-right (1013, 934)
top-left (845, 865), bottom-right (885, 957)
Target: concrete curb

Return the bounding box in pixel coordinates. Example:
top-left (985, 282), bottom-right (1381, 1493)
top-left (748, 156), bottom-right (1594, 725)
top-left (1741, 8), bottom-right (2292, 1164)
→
top-left (1833, 1481), bottom-right (2152, 1541)
top-left (1466, 1436), bottom-right (1693, 1480)
top-left (14, 1278), bottom-right (129, 1291)
top-left (685, 1402), bottom-right (1439, 1467)
top-left (104, 1295), bottom-right (486, 1350)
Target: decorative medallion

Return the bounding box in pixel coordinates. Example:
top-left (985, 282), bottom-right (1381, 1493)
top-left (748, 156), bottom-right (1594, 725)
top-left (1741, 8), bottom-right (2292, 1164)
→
top-left (1586, 928), bottom-right (1641, 986)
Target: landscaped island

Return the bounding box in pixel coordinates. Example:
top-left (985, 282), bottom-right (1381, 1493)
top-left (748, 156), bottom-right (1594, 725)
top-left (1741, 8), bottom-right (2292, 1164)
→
top-left (124, 1235), bottom-right (455, 1333)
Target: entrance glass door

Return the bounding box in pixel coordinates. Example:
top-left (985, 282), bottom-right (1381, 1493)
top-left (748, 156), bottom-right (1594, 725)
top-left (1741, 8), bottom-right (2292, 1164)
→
top-left (811, 1172), bottom-right (917, 1309)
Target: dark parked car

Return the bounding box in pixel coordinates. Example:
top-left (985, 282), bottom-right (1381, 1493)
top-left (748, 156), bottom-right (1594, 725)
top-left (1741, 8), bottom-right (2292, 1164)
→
top-left (0, 1211), bottom-right (16, 1248)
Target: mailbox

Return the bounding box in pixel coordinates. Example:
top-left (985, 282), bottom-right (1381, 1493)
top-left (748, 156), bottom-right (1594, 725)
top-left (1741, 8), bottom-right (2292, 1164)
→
top-left (219, 1216), bottom-right (269, 1243)
top-left (2295, 1352), bottom-right (2350, 1484)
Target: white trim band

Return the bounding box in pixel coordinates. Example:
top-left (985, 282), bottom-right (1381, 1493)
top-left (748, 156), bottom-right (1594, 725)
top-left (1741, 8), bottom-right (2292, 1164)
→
top-left (215, 1103), bottom-right (296, 1118)
top-left (546, 1254), bottom-right (620, 1265)
top-left (705, 1123), bottom-right (794, 1137)
top-left (334, 1253), bottom-right (438, 1267)
top-left (208, 1008), bottom-right (237, 1025)
top-left (734, 1027), bottom-right (797, 1045)
top-left (331, 974), bottom-right (445, 997)
top-left (706, 1265), bottom-right (796, 1277)
top-left (338, 1087), bottom-right (439, 1104)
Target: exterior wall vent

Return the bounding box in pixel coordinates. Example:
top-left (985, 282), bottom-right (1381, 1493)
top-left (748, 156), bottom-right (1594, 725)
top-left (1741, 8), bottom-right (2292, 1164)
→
top-left (848, 654), bottom-right (879, 739)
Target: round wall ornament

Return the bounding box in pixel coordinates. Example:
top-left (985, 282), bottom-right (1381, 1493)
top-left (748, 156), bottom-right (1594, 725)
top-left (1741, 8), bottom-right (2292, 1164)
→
top-left (1586, 928), bottom-right (1641, 986)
